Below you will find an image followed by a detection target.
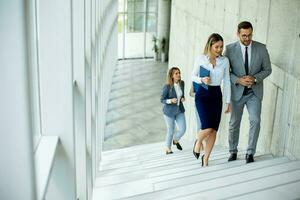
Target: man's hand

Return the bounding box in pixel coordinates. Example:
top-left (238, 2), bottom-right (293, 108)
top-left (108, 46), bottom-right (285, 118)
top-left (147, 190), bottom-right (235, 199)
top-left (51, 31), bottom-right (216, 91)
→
top-left (238, 76), bottom-right (255, 87)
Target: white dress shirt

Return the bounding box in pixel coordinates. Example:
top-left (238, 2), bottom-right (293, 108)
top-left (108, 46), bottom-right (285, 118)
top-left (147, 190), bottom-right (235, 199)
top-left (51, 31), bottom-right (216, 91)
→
top-left (192, 54), bottom-right (231, 103)
top-left (239, 41), bottom-right (252, 71)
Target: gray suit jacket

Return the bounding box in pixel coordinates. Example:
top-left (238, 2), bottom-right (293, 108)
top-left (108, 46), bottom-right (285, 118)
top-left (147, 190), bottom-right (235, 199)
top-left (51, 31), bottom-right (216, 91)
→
top-left (161, 81), bottom-right (185, 117)
top-left (225, 41), bottom-right (272, 101)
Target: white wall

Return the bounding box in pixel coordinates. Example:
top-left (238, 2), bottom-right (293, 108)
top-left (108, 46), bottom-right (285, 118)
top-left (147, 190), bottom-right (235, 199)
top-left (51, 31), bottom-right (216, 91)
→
top-left (0, 0), bottom-right (118, 199)
top-left (36, 0), bottom-right (77, 199)
top-left (0, 0), bottom-right (37, 199)
top-left (169, 0), bottom-right (300, 159)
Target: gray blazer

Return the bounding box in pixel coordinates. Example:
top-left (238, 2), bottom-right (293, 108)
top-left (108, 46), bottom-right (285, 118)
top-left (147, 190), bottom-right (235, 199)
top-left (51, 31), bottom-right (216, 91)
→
top-left (225, 41), bottom-right (272, 101)
top-left (161, 81), bottom-right (185, 117)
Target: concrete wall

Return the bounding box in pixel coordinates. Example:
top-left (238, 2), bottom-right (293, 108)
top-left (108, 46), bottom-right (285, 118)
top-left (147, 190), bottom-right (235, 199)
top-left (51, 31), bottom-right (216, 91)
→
top-left (157, 0), bottom-right (171, 40)
top-left (169, 0), bottom-right (300, 159)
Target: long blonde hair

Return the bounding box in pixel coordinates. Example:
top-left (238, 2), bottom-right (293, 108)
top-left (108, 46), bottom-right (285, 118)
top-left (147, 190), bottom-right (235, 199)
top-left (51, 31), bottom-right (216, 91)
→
top-left (203, 33), bottom-right (224, 56)
top-left (166, 67), bottom-right (181, 86)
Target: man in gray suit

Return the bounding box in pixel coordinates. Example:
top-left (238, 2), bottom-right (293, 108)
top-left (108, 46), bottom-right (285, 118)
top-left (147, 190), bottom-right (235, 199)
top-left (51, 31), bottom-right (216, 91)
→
top-left (225, 21), bottom-right (272, 163)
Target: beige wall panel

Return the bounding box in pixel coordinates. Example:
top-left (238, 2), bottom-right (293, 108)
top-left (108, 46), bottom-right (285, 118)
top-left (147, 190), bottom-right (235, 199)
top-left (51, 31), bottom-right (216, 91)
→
top-left (267, 0), bottom-right (300, 71)
top-left (256, 80), bottom-right (277, 153)
top-left (285, 80), bottom-right (300, 159)
top-left (270, 88), bottom-right (284, 156)
top-left (291, 16), bottom-right (300, 79)
top-left (213, 0), bottom-right (226, 33)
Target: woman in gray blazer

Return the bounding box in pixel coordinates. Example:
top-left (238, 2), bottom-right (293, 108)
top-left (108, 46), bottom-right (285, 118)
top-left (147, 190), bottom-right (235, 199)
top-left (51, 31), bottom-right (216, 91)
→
top-left (161, 67), bottom-right (186, 154)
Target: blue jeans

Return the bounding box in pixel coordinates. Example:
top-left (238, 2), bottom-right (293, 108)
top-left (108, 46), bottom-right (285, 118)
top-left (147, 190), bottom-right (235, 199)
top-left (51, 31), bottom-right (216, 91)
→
top-left (163, 112), bottom-right (186, 148)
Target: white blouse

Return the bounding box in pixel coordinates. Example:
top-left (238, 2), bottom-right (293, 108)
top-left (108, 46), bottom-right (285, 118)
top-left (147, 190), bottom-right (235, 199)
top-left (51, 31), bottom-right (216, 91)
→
top-left (192, 54), bottom-right (231, 103)
top-left (174, 82), bottom-right (183, 106)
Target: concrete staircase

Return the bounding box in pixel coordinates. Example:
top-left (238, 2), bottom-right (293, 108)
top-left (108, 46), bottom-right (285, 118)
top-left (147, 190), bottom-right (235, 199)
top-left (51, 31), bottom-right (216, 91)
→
top-left (93, 141), bottom-right (300, 200)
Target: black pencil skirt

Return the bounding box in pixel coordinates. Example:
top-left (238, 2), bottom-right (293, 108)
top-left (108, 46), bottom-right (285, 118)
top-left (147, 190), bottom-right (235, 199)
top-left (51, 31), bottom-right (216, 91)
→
top-left (195, 85), bottom-right (223, 131)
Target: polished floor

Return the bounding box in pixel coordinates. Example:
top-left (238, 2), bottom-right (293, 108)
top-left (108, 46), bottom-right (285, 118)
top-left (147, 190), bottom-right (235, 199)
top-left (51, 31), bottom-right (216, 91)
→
top-left (103, 59), bottom-right (168, 151)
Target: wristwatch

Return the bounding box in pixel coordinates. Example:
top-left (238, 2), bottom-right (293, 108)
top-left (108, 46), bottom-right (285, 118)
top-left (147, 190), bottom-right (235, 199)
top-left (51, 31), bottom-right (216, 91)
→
top-left (254, 78), bottom-right (257, 83)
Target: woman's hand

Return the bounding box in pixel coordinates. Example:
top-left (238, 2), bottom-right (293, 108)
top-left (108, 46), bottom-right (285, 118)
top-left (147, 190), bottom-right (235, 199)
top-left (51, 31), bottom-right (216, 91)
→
top-left (201, 77), bottom-right (211, 85)
top-left (224, 103), bottom-right (231, 113)
top-left (181, 97), bottom-right (185, 102)
top-left (171, 98), bottom-right (177, 104)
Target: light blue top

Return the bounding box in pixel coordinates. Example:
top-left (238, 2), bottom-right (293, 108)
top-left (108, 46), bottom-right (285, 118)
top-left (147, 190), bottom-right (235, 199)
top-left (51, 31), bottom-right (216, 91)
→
top-left (192, 54), bottom-right (231, 103)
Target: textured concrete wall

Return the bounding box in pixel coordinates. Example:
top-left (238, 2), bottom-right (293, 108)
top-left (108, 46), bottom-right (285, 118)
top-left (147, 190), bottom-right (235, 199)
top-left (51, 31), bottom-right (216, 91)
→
top-left (169, 0), bottom-right (300, 159)
top-left (157, 0), bottom-right (171, 40)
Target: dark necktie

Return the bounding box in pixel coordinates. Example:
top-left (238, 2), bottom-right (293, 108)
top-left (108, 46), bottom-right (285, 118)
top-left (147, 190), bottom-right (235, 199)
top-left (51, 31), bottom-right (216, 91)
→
top-left (245, 46), bottom-right (249, 75)
top-left (243, 46), bottom-right (250, 95)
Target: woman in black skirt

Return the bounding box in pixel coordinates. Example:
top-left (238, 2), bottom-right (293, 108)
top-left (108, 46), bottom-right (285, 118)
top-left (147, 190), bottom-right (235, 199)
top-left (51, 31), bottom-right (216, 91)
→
top-left (192, 33), bottom-right (231, 166)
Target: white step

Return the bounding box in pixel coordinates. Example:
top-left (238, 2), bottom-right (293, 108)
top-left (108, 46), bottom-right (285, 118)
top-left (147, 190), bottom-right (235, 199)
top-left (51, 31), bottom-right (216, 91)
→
top-left (98, 144), bottom-right (228, 177)
top-left (101, 142), bottom-right (226, 162)
top-left (122, 157), bottom-right (294, 200)
top-left (147, 150), bottom-right (249, 178)
top-left (93, 142), bottom-right (300, 200)
top-left (96, 149), bottom-right (245, 187)
top-left (148, 154), bottom-right (274, 183)
top-left (229, 180), bottom-right (300, 200)
top-left (154, 154), bottom-right (283, 190)
top-left (175, 161), bottom-right (300, 200)
top-left (97, 145), bottom-right (230, 186)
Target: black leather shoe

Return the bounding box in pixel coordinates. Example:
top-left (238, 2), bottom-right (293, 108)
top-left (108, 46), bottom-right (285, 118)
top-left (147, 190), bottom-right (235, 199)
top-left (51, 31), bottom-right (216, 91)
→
top-left (173, 140), bottom-right (183, 150)
top-left (228, 153), bottom-right (237, 162)
top-left (245, 154), bottom-right (254, 163)
top-left (166, 151), bottom-right (173, 155)
top-left (193, 140), bottom-right (200, 159)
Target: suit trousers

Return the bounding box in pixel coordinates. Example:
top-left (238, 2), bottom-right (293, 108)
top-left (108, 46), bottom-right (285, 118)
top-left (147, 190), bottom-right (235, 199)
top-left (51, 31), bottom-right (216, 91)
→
top-left (228, 92), bottom-right (262, 155)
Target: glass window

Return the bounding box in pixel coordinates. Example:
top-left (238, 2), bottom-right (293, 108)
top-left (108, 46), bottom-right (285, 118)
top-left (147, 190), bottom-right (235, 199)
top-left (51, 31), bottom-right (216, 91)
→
top-left (118, 0), bottom-right (158, 59)
top-left (118, 14), bottom-right (125, 58)
top-left (127, 12), bottom-right (144, 32)
top-left (147, 0), bottom-right (157, 13)
top-left (146, 13), bottom-right (156, 32)
top-left (127, 0), bottom-right (145, 13)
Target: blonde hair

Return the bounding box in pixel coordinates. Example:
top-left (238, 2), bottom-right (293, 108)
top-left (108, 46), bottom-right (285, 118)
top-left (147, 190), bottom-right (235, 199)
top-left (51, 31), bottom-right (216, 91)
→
top-left (203, 33), bottom-right (224, 56)
top-left (166, 67), bottom-right (181, 86)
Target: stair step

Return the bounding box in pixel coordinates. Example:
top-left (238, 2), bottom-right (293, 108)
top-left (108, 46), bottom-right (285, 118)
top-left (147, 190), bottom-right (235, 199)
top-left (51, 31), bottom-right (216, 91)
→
top-left (94, 141), bottom-right (300, 200)
top-left (229, 180), bottom-right (300, 200)
top-left (99, 145), bottom-right (229, 176)
top-left (96, 149), bottom-right (244, 187)
top-left (147, 150), bottom-right (248, 178)
top-left (154, 154), bottom-right (281, 190)
top-left (101, 142), bottom-right (226, 162)
top-left (93, 179), bottom-right (153, 200)
top-left (122, 159), bottom-right (299, 200)
top-left (175, 162), bottom-right (300, 200)
top-left (149, 154), bottom-right (274, 183)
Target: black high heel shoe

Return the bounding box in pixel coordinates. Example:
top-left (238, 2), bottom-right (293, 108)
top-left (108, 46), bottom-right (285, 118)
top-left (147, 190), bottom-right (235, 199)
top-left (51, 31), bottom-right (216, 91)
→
top-left (166, 150), bottom-right (173, 155)
top-left (193, 140), bottom-right (200, 159)
top-left (201, 154), bottom-right (205, 166)
top-left (173, 140), bottom-right (183, 150)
